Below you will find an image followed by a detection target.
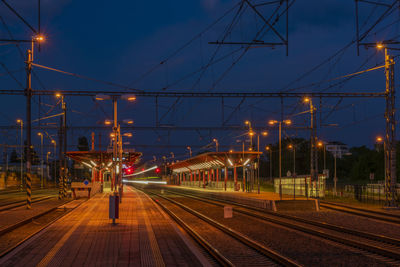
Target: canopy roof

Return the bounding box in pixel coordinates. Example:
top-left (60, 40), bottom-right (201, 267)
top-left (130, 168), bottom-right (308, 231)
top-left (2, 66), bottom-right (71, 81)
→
top-left (67, 150), bottom-right (142, 168)
top-left (169, 151), bottom-right (261, 173)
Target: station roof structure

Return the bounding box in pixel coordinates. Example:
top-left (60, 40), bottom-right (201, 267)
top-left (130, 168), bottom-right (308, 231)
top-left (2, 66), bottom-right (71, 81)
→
top-left (67, 150), bottom-right (142, 168)
top-left (169, 151), bottom-right (262, 173)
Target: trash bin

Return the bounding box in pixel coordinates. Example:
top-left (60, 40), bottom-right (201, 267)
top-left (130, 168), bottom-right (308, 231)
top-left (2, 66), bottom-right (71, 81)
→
top-left (109, 194), bottom-right (119, 224)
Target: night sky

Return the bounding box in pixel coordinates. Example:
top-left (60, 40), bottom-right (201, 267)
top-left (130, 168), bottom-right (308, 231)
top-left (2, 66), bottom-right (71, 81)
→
top-left (0, 1), bottom-right (398, 162)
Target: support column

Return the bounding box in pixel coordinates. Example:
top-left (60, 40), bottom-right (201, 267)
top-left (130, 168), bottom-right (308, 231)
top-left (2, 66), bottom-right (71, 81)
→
top-left (203, 171), bottom-right (205, 187)
top-left (224, 167), bottom-right (228, 191)
top-left (234, 166), bottom-right (237, 190)
top-left (243, 166), bottom-right (246, 192)
top-left (198, 170), bottom-right (201, 187)
top-left (216, 168), bottom-right (219, 188)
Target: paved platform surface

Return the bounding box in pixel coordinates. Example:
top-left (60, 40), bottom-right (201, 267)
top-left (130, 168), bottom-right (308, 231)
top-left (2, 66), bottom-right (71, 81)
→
top-left (0, 187), bottom-right (209, 267)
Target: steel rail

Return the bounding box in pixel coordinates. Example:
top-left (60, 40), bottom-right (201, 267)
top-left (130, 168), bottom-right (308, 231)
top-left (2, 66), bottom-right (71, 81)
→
top-left (320, 203), bottom-right (400, 224)
top-left (0, 196), bottom-right (54, 212)
top-left (320, 201), bottom-right (400, 219)
top-left (158, 188), bottom-right (400, 261)
top-left (144, 189), bottom-right (301, 267)
top-left (166, 189), bottom-right (400, 247)
top-left (148, 194), bottom-right (234, 267)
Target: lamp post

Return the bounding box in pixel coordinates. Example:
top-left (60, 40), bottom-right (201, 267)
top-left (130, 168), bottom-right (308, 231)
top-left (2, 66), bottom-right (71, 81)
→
top-left (265, 146), bottom-right (272, 180)
top-left (96, 94), bottom-right (135, 192)
top-left (268, 119), bottom-right (292, 200)
top-left (288, 144), bottom-right (296, 176)
top-left (304, 97), bottom-right (318, 197)
top-left (255, 130), bottom-right (268, 194)
top-left (317, 141), bottom-right (326, 171)
top-left (187, 146), bottom-right (192, 157)
top-left (51, 140), bottom-right (56, 187)
top-left (46, 151), bottom-right (51, 182)
top-left (55, 93), bottom-right (67, 198)
top-left (213, 138), bottom-right (219, 152)
top-left (17, 119), bottom-right (23, 190)
top-left (37, 132), bottom-right (44, 188)
top-left (245, 120), bottom-right (253, 149)
top-left (24, 35), bottom-right (45, 208)
top-left (288, 144), bottom-right (296, 199)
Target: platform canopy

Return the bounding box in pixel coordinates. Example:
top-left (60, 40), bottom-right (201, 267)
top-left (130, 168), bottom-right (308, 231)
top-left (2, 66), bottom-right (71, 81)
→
top-left (67, 150), bottom-right (142, 169)
top-left (169, 151), bottom-right (262, 173)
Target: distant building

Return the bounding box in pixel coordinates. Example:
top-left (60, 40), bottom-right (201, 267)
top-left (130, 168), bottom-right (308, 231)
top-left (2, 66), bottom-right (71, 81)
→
top-left (325, 141), bottom-right (350, 158)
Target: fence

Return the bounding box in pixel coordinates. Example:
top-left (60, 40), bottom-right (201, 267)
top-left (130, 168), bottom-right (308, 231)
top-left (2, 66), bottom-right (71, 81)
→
top-left (324, 183), bottom-right (400, 204)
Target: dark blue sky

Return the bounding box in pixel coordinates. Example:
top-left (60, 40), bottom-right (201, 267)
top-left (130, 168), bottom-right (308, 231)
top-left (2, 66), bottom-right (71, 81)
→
top-left (0, 0), bottom-right (398, 161)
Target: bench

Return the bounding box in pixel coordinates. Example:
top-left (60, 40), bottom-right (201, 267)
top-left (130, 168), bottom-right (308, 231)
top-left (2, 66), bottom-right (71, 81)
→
top-left (71, 182), bottom-right (92, 199)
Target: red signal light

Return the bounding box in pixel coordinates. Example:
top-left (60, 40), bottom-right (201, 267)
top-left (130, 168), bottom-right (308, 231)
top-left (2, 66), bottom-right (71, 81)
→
top-left (155, 167), bottom-right (161, 174)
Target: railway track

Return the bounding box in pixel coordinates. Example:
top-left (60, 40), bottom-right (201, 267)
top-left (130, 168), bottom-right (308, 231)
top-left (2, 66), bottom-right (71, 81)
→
top-left (151, 187), bottom-right (400, 265)
top-left (0, 198), bottom-right (81, 258)
top-left (142, 189), bottom-right (300, 267)
top-left (320, 201), bottom-right (400, 224)
top-left (0, 196), bottom-right (55, 212)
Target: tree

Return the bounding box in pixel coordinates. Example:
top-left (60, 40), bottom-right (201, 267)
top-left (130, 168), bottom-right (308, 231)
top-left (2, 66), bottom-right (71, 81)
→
top-left (77, 136), bottom-right (89, 151)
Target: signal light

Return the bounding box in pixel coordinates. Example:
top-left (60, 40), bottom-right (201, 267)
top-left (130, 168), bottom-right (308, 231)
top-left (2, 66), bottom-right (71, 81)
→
top-left (155, 167), bottom-right (161, 174)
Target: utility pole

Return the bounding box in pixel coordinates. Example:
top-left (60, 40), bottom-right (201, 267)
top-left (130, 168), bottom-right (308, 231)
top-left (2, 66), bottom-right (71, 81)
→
top-left (112, 96), bottom-right (118, 191)
top-left (305, 97), bottom-right (318, 197)
top-left (25, 48), bottom-right (32, 209)
top-left (384, 48), bottom-right (397, 208)
top-left (62, 97), bottom-right (67, 198)
top-left (58, 116), bottom-right (63, 199)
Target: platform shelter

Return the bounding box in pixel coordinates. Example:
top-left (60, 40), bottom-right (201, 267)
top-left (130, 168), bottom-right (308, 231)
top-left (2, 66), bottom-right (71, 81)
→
top-left (169, 151), bottom-right (261, 192)
top-left (67, 151), bottom-right (141, 188)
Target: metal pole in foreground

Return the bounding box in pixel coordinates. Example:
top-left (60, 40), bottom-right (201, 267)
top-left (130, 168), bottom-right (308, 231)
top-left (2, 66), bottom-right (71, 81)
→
top-left (63, 96), bottom-right (67, 198)
top-left (39, 133), bottom-right (43, 188)
top-left (25, 48), bottom-right (32, 209)
top-left (58, 116), bottom-right (63, 199)
top-left (17, 120), bottom-right (23, 190)
top-left (112, 97), bottom-right (118, 192)
top-left (279, 122), bottom-right (282, 200)
top-left (383, 47), bottom-right (397, 208)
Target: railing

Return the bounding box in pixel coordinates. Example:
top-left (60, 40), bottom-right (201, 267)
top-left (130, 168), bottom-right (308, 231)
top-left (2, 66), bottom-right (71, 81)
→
top-left (324, 183), bottom-right (400, 205)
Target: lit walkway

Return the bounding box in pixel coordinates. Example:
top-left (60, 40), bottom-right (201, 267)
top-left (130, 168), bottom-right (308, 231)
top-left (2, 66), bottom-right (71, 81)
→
top-left (0, 187), bottom-right (209, 267)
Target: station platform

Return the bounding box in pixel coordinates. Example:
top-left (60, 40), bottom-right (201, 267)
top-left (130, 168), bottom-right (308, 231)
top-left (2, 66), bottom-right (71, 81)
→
top-left (0, 187), bottom-right (209, 267)
top-left (167, 185), bottom-right (319, 211)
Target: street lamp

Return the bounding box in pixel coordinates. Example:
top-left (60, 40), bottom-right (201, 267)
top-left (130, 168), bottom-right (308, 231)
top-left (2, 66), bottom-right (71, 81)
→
top-left (245, 120), bottom-right (253, 149)
top-left (287, 144), bottom-right (296, 176)
top-left (187, 146), bottom-right (192, 157)
top-left (55, 93), bottom-right (67, 198)
top-left (37, 132), bottom-right (44, 188)
top-left (16, 119), bottom-right (23, 190)
top-left (317, 141), bottom-right (326, 171)
top-left (268, 119), bottom-right (292, 200)
top-left (304, 96), bottom-right (318, 197)
top-left (96, 94), bottom-right (136, 192)
top-left (288, 143), bottom-right (296, 199)
top-left (252, 130), bottom-right (268, 194)
top-left (46, 151), bottom-right (51, 182)
top-left (51, 140), bottom-right (57, 187)
top-left (213, 138), bottom-right (219, 152)
top-left (265, 146), bottom-right (272, 180)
